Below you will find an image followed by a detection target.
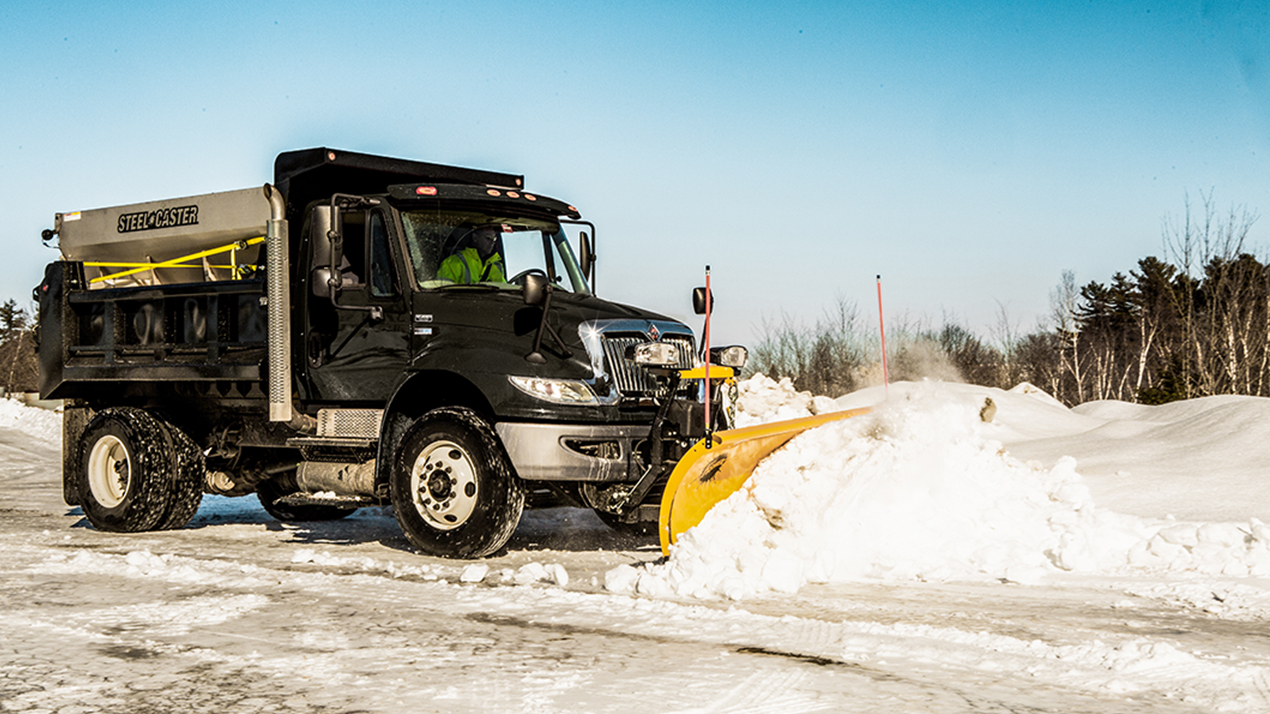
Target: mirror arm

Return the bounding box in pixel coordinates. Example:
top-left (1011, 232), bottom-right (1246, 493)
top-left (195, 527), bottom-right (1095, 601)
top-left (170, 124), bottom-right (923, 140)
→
top-left (325, 193), bottom-right (383, 322)
top-left (525, 283), bottom-right (573, 363)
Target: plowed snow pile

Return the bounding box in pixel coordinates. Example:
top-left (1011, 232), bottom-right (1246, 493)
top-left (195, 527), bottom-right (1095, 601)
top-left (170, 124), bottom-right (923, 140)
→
top-left (0, 398), bottom-right (61, 444)
top-left (609, 377), bottom-right (1270, 600)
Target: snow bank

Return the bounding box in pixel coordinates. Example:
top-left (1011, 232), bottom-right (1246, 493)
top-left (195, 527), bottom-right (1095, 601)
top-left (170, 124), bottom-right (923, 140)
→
top-left (613, 380), bottom-right (1270, 599)
top-left (1010, 393), bottom-right (1270, 522)
top-left (0, 398), bottom-right (61, 445)
top-left (733, 373), bottom-right (839, 426)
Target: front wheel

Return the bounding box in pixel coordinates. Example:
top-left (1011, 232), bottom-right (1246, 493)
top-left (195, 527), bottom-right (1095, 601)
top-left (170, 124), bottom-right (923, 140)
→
top-left (390, 408), bottom-right (524, 558)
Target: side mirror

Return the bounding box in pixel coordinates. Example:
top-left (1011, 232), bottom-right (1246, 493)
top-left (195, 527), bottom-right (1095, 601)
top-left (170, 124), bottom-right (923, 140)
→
top-left (310, 206), bottom-right (335, 297)
top-left (578, 231), bottom-right (594, 283)
top-left (522, 272), bottom-right (548, 306)
top-left (692, 287), bottom-right (714, 315)
top-left (311, 194), bottom-right (383, 321)
top-left (311, 205), bottom-right (334, 269)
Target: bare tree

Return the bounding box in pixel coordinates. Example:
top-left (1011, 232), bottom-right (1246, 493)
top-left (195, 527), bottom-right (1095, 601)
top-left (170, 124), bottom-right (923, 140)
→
top-left (0, 300), bottom-right (36, 395)
top-left (1162, 190), bottom-right (1260, 396)
top-left (1051, 270), bottom-right (1084, 403)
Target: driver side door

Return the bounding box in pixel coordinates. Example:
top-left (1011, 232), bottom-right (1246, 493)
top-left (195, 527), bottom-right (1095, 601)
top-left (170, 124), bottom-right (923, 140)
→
top-left (303, 207), bottom-right (409, 404)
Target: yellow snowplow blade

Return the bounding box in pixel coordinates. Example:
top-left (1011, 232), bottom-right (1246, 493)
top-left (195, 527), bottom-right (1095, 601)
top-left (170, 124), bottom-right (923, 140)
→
top-left (658, 407), bottom-right (872, 555)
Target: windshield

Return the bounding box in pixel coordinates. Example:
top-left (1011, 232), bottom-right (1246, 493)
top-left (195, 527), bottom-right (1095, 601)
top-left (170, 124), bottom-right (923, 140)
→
top-left (399, 208), bottom-right (591, 294)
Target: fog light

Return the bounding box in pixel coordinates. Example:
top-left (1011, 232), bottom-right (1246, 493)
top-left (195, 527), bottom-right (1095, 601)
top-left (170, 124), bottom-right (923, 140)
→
top-left (625, 341), bottom-right (681, 366)
top-left (710, 345), bottom-right (748, 369)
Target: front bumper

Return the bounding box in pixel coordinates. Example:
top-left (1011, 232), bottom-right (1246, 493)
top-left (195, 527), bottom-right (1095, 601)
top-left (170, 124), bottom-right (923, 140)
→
top-left (495, 422), bottom-right (651, 482)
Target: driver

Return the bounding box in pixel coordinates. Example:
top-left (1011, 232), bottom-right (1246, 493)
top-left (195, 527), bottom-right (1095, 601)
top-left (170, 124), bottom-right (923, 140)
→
top-left (439, 224), bottom-right (506, 284)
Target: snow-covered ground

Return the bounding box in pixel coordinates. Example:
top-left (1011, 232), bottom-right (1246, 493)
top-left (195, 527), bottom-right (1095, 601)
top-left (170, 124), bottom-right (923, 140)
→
top-left (617, 378), bottom-right (1270, 599)
top-left (3, 380), bottom-right (1270, 712)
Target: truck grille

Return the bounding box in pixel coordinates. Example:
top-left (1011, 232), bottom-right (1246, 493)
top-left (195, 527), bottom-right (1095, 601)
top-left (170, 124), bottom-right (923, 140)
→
top-left (600, 334), bottom-right (695, 395)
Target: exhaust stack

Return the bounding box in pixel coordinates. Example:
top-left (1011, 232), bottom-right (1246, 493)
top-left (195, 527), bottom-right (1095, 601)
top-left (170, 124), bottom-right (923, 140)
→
top-left (264, 184), bottom-right (292, 422)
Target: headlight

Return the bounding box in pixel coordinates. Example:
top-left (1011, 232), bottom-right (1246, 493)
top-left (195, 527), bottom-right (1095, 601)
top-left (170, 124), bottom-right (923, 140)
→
top-left (624, 341), bottom-right (681, 366)
top-left (710, 345), bottom-right (748, 369)
top-left (508, 376), bottom-right (598, 404)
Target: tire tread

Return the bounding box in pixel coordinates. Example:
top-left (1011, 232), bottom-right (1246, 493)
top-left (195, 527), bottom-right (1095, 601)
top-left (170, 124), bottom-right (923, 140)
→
top-left (390, 407), bottom-right (524, 558)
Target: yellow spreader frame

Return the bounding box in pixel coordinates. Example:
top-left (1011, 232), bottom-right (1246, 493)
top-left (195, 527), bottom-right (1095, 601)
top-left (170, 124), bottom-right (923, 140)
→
top-left (85, 236), bottom-right (265, 285)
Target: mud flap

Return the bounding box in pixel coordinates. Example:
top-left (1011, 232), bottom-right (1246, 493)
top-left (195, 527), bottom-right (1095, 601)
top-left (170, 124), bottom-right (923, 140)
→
top-left (658, 407), bottom-right (872, 555)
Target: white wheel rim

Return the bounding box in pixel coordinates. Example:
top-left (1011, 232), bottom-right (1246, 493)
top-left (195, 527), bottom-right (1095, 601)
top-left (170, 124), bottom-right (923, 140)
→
top-left (410, 439), bottom-right (478, 531)
top-left (88, 435), bottom-right (131, 508)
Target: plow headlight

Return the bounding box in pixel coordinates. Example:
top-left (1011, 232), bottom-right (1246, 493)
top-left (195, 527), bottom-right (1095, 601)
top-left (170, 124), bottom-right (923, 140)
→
top-left (508, 376), bottom-right (597, 404)
top-left (625, 341), bottom-right (682, 367)
top-left (710, 345), bottom-right (748, 369)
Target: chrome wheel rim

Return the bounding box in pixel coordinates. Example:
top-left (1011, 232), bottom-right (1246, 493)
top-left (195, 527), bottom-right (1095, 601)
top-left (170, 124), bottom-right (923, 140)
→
top-left (410, 440), bottom-right (478, 530)
top-left (87, 435), bottom-right (130, 508)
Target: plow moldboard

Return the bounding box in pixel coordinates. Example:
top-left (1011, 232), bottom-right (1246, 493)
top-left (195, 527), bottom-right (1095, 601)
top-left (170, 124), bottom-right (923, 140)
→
top-left (658, 407), bottom-right (872, 554)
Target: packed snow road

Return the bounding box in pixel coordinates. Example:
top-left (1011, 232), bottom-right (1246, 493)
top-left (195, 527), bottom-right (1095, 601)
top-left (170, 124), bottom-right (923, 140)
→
top-left (3, 383), bottom-right (1270, 713)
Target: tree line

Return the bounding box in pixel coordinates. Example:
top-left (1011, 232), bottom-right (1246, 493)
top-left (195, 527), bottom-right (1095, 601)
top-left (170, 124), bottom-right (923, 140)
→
top-left (749, 192), bottom-right (1266, 406)
top-left (0, 300), bottom-right (38, 395)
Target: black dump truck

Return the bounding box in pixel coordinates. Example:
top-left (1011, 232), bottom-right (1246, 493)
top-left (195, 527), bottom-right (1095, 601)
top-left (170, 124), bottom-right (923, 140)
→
top-left (35, 148), bottom-right (746, 558)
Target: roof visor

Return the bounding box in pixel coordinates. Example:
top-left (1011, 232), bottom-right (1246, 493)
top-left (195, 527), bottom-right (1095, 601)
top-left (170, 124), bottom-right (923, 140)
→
top-left (386, 183), bottom-right (582, 220)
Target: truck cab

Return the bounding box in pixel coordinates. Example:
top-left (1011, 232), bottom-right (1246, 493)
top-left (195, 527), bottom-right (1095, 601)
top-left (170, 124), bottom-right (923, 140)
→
top-left (37, 148), bottom-right (745, 558)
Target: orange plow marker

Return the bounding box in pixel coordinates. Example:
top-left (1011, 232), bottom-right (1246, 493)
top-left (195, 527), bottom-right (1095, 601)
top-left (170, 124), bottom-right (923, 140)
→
top-left (658, 407), bottom-right (873, 555)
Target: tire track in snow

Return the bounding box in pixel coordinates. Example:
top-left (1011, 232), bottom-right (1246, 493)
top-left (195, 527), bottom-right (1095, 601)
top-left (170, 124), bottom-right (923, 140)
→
top-left (663, 670), bottom-right (832, 714)
top-left (9, 527), bottom-right (1270, 712)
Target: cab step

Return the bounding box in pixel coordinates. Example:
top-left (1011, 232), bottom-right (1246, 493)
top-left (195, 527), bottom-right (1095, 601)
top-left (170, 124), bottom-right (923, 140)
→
top-left (275, 492), bottom-right (376, 508)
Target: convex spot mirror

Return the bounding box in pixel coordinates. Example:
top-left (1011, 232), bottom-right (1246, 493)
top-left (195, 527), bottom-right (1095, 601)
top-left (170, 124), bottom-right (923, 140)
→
top-left (522, 273), bottom-right (549, 306)
top-left (692, 287), bottom-right (714, 315)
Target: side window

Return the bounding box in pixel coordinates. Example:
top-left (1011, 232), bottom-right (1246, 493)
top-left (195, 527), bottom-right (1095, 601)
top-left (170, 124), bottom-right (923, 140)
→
top-left (339, 211), bottom-right (366, 288)
top-left (400, 212), bottom-right (452, 287)
top-left (369, 211), bottom-right (396, 297)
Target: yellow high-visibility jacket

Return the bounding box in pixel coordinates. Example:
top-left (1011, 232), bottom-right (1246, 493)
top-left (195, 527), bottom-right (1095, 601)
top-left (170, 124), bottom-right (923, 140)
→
top-left (439, 248), bottom-right (505, 284)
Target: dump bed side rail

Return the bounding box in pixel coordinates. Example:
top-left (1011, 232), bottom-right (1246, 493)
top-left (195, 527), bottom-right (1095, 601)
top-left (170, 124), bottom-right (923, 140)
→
top-left (37, 260), bottom-right (268, 400)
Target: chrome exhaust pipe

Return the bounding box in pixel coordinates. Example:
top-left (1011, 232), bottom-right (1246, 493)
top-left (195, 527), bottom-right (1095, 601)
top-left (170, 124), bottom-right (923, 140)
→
top-left (264, 184), bottom-right (292, 422)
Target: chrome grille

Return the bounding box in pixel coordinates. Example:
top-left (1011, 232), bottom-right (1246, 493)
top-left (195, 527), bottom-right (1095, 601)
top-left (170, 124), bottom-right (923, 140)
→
top-left (601, 334), bottom-right (695, 395)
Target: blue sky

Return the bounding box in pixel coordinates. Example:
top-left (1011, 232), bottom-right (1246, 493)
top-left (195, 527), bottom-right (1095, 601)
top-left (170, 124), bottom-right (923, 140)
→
top-left (2, 1), bottom-right (1266, 346)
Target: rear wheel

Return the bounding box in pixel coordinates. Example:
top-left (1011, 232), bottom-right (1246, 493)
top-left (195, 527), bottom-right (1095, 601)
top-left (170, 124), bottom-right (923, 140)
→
top-left (390, 408), bottom-right (524, 558)
top-left (154, 420), bottom-right (205, 530)
top-left (78, 408), bottom-right (174, 532)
